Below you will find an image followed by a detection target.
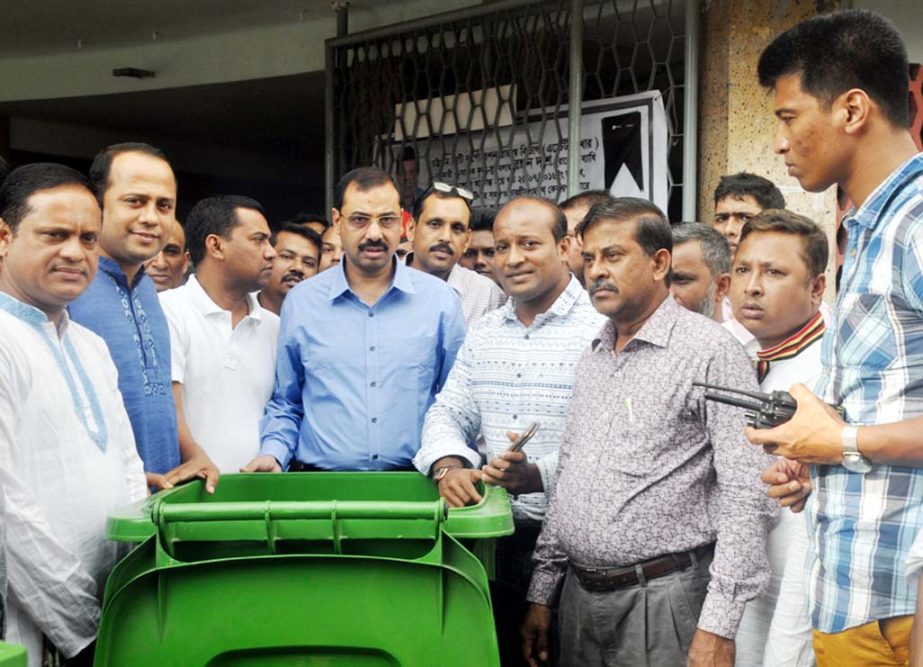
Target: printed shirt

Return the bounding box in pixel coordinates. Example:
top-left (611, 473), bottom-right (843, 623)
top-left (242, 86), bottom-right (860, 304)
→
top-left (527, 296), bottom-right (777, 639)
top-left (414, 276), bottom-right (605, 522)
top-left (0, 294), bottom-right (147, 666)
top-left (260, 258), bottom-right (466, 471)
top-left (445, 262), bottom-right (506, 325)
top-left (68, 257), bottom-right (180, 474)
top-left (809, 152), bottom-right (923, 633)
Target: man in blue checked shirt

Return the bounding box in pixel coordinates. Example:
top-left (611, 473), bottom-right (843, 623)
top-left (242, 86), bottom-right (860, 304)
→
top-left (243, 166), bottom-right (466, 473)
top-left (747, 10), bottom-right (923, 664)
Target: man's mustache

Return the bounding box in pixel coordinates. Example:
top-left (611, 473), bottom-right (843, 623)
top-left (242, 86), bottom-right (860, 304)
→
top-left (588, 279), bottom-right (619, 297)
top-left (359, 240), bottom-right (388, 251)
top-left (429, 243), bottom-right (454, 256)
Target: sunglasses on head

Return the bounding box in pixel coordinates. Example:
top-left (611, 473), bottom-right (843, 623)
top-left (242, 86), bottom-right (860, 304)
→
top-left (425, 181), bottom-right (474, 201)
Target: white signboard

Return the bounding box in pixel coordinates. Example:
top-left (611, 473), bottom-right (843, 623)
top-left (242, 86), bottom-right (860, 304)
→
top-left (403, 90), bottom-right (669, 211)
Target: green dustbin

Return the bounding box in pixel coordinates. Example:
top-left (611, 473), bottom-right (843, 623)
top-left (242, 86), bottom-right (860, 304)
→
top-left (97, 472), bottom-right (514, 666)
top-left (0, 643), bottom-right (26, 667)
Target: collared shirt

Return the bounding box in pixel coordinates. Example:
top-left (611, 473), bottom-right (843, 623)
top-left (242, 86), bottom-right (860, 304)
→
top-left (527, 296), bottom-right (776, 639)
top-left (159, 275), bottom-right (279, 473)
top-left (445, 262), bottom-right (506, 325)
top-left (809, 152), bottom-right (923, 633)
top-left (68, 256), bottom-right (179, 475)
top-left (756, 311), bottom-right (825, 384)
top-left (414, 276), bottom-right (605, 522)
top-left (404, 255), bottom-right (505, 325)
top-left (260, 258), bottom-right (466, 471)
top-left (0, 294), bottom-right (147, 666)
top-left (722, 298), bottom-right (832, 361)
top-left (737, 313), bottom-right (825, 666)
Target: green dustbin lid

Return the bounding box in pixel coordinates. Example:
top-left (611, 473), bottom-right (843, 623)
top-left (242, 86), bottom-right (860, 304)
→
top-left (107, 472), bottom-right (514, 543)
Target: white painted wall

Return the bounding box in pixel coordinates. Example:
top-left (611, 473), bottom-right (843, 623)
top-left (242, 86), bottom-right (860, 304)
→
top-left (854, 0), bottom-right (923, 64)
top-left (0, 0), bottom-right (482, 102)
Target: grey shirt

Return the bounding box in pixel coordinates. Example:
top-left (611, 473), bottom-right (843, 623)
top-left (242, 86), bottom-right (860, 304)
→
top-left (527, 296), bottom-right (777, 639)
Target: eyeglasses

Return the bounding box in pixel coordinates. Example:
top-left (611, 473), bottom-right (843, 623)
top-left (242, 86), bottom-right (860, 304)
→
top-left (423, 181), bottom-right (474, 201)
top-left (344, 213), bottom-right (403, 230)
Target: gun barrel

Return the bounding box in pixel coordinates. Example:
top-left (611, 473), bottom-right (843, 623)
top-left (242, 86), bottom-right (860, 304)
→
top-left (703, 391), bottom-right (764, 413)
top-left (693, 382), bottom-right (771, 403)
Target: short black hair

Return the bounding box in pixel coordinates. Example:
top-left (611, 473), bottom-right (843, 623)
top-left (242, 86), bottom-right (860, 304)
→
top-left (271, 222), bottom-right (322, 256)
top-left (739, 208), bottom-right (829, 278)
top-left (497, 195), bottom-right (567, 242)
top-left (185, 195), bottom-right (266, 265)
top-left (470, 207), bottom-right (498, 233)
top-left (412, 188), bottom-right (472, 221)
top-left (672, 222), bottom-right (732, 276)
top-left (334, 166), bottom-right (400, 211)
top-left (559, 189), bottom-right (613, 212)
top-left (88, 142), bottom-right (174, 206)
top-left (288, 211), bottom-right (329, 230)
top-left (0, 163), bottom-right (94, 232)
top-left (758, 9), bottom-right (910, 128)
top-left (578, 197), bottom-right (672, 283)
top-left (713, 173), bottom-right (785, 210)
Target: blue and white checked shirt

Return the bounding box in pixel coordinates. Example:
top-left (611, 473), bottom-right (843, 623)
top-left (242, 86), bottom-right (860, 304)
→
top-left (414, 276), bottom-right (605, 522)
top-left (809, 152), bottom-right (923, 633)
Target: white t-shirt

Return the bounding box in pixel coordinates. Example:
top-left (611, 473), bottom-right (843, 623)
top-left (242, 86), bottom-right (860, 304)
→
top-left (160, 276), bottom-right (279, 473)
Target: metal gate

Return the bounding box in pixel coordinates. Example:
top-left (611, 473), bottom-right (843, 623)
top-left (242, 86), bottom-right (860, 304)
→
top-left (326, 0), bottom-right (697, 222)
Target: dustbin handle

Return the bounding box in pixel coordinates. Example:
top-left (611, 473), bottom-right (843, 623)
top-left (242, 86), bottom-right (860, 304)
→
top-left (153, 499), bottom-right (449, 556)
top-left (156, 500), bottom-right (448, 522)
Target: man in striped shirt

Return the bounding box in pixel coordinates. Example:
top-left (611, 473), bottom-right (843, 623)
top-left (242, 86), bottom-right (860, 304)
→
top-left (748, 10), bottom-right (923, 665)
top-left (414, 195), bottom-right (605, 665)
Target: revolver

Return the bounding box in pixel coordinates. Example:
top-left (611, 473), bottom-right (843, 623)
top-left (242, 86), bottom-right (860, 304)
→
top-left (693, 382), bottom-right (845, 429)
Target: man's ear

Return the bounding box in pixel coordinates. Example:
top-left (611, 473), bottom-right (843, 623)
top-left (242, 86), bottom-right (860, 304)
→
top-left (406, 219), bottom-right (416, 244)
top-left (810, 272), bottom-right (827, 307)
top-left (714, 272), bottom-right (732, 303)
top-left (205, 234), bottom-right (224, 260)
top-left (839, 88), bottom-right (872, 136)
top-left (0, 219), bottom-right (12, 258)
top-left (181, 251), bottom-right (191, 276)
top-left (331, 208), bottom-right (341, 231)
top-left (652, 248), bottom-right (671, 283)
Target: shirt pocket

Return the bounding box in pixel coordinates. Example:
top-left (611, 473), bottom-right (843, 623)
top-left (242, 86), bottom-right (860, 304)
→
top-left (840, 292), bottom-right (897, 371)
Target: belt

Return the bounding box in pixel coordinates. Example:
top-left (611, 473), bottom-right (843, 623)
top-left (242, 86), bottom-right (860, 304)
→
top-left (571, 543), bottom-right (715, 592)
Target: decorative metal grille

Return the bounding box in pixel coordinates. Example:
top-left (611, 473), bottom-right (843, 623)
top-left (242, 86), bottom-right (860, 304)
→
top-left (327, 0), bottom-right (691, 221)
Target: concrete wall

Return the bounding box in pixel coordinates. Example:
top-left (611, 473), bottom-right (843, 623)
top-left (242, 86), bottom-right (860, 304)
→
top-left (698, 0), bottom-right (846, 302)
top-left (855, 0), bottom-right (923, 64)
top-left (0, 0), bottom-right (482, 103)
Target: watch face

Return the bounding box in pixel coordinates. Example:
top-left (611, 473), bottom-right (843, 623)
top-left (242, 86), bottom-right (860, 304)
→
top-left (843, 453), bottom-right (872, 474)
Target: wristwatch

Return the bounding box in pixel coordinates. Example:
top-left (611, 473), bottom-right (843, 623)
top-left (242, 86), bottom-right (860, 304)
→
top-left (841, 424), bottom-right (872, 473)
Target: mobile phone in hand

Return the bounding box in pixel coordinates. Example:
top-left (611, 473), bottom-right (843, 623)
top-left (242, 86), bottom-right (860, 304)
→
top-left (507, 422), bottom-right (540, 453)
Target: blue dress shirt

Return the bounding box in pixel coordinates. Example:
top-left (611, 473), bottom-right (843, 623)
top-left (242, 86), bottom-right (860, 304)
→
top-left (260, 258), bottom-right (466, 471)
top-left (68, 256), bottom-right (180, 474)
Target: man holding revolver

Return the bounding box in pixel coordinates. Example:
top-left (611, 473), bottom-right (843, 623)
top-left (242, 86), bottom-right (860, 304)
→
top-left (749, 10), bottom-right (923, 664)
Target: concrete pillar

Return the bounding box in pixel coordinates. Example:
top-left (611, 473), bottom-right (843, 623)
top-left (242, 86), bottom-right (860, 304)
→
top-left (698, 0), bottom-right (845, 300)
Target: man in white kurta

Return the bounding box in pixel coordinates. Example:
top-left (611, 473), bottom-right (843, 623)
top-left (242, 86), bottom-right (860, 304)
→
top-left (0, 299), bottom-right (147, 664)
top-left (0, 163), bottom-right (147, 666)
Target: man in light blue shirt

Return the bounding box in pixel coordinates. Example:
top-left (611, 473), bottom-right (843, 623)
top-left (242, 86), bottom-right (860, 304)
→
top-left (244, 167), bottom-right (466, 472)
